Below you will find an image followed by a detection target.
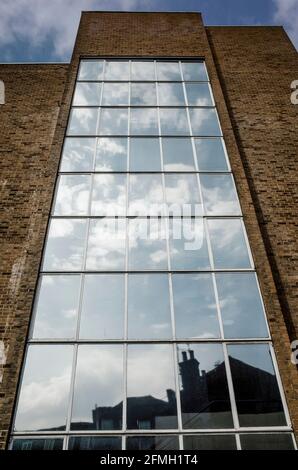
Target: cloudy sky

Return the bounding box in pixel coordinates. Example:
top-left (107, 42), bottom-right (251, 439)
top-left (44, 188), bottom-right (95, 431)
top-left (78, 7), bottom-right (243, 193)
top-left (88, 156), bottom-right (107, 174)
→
top-left (0, 0), bottom-right (297, 62)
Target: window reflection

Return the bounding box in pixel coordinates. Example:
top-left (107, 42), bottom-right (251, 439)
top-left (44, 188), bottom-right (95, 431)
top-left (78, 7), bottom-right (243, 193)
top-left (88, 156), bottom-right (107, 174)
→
top-left (128, 274), bottom-right (172, 339)
top-left (189, 109), bottom-right (221, 136)
top-left (160, 108), bottom-right (189, 135)
top-left (228, 344), bottom-right (286, 427)
top-left (91, 174), bottom-right (126, 216)
top-left (95, 137), bottom-right (127, 171)
top-left (127, 344), bottom-right (178, 429)
top-left (240, 433), bottom-right (294, 450)
top-left (183, 434), bottom-right (237, 450)
top-left (157, 62), bottom-right (181, 81)
top-left (11, 438), bottom-right (64, 451)
top-left (78, 60), bottom-right (103, 81)
top-left (99, 108), bottom-right (128, 135)
top-left (67, 108), bottom-right (98, 135)
top-left (104, 61), bottom-right (129, 80)
top-left (200, 174), bottom-right (241, 215)
top-left (73, 82), bottom-right (102, 106)
top-left (102, 83), bottom-right (129, 106)
top-left (71, 345), bottom-right (123, 430)
top-left (131, 61), bottom-right (155, 81)
top-left (131, 83), bottom-right (157, 106)
top-left (194, 138), bottom-right (228, 171)
top-left (158, 83), bottom-right (185, 106)
top-left (61, 138), bottom-right (95, 172)
top-left (129, 174), bottom-right (164, 216)
top-left (130, 138), bottom-right (161, 171)
top-left (165, 174), bottom-right (201, 215)
top-left (126, 436), bottom-right (179, 450)
top-left (54, 175), bottom-right (91, 216)
top-left (69, 436), bottom-right (121, 450)
top-left (178, 344), bottom-right (233, 429)
top-left (130, 108), bottom-right (158, 135)
top-left (162, 138), bottom-right (195, 171)
top-left (181, 62), bottom-right (208, 81)
top-left (185, 83), bottom-right (213, 106)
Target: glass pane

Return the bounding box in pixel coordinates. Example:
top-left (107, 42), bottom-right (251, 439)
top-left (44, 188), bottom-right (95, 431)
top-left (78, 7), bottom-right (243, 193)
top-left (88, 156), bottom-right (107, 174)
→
top-left (194, 138), bottom-right (228, 171)
top-left (80, 275), bottom-right (124, 339)
top-left (131, 61), bottom-right (155, 81)
top-left (178, 344), bottom-right (233, 429)
top-left (32, 275), bottom-right (80, 339)
top-left (78, 60), bottom-right (103, 81)
top-left (240, 433), bottom-right (295, 450)
top-left (53, 175), bottom-right (90, 216)
top-left (228, 344), bottom-right (286, 427)
top-left (95, 137), bottom-right (127, 171)
top-left (104, 61), bottom-right (129, 80)
top-left (165, 174), bottom-right (201, 215)
top-left (216, 273), bottom-right (268, 339)
top-left (181, 62), bottom-right (208, 81)
top-left (73, 82), bottom-right (101, 106)
top-left (185, 83), bottom-right (213, 106)
top-left (128, 274), bottom-right (172, 339)
top-left (71, 345), bottom-right (123, 430)
top-left (127, 436), bottom-right (179, 450)
top-left (99, 108), bottom-right (128, 135)
top-left (86, 218), bottom-right (126, 270)
top-left (14, 345), bottom-right (73, 431)
top-left (11, 438), bottom-right (63, 451)
top-left (172, 274), bottom-right (220, 339)
top-left (101, 83), bottom-right (129, 105)
top-left (131, 83), bottom-right (157, 106)
top-left (130, 108), bottom-right (158, 135)
top-left (127, 344), bottom-right (178, 429)
top-left (67, 108), bottom-right (98, 135)
top-left (169, 218), bottom-right (210, 270)
top-left (183, 434), bottom-right (237, 450)
top-left (60, 138), bottom-right (95, 172)
top-left (189, 109), bottom-right (221, 136)
top-left (162, 138), bottom-right (195, 172)
top-left (208, 219), bottom-right (252, 269)
top-left (157, 62), bottom-right (181, 81)
top-left (160, 108), bottom-right (189, 135)
top-left (130, 138), bottom-right (161, 171)
top-left (69, 436), bottom-right (121, 450)
top-left (43, 219), bottom-right (87, 271)
top-left (128, 218), bottom-right (168, 270)
top-left (129, 174), bottom-right (164, 216)
top-left (158, 83), bottom-right (185, 106)
top-left (91, 174), bottom-right (126, 216)
top-left (200, 174), bottom-right (241, 216)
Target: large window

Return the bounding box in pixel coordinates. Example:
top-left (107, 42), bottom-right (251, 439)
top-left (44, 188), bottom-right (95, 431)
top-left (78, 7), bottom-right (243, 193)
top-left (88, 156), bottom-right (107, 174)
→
top-left (10, 59), bottom-right (295, 451)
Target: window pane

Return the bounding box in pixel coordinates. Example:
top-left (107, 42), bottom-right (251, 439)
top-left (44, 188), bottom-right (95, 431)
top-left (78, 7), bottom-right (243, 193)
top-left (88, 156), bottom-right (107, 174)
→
top-left (67, 108), bottom-right (98, 135)
top-left (126, 436), bottom-right (179, 450)
top-left (181, 62), bottom-right (208, 81)
top-left (14, 345), bottom-right (73, 432)
top-left (228, 344), bottom-right (286, 427)
top-left (101, 83), bottom-right (129, 105)
top-left (86, 218), bottom-right (126, 270)
top-left (80, 275), bottom-right (124, 339)
top-left (78, 60), bottom-right (103, 80)
top-left (128, 274), bottom-right (172, 339)
top-left (200, 174), bottom-right (241, 216)
top-left (185, 83), bottom-right (213, 106)
top-left (165, 174), bottom-right (201, 215)
top-left (95, 137), bottom-right (127, 171)
top-left (158, 83), bottom-right (185, 106)
top-left (162, 138), bottom-right (195, 172)
top-left (216, 273), bottom-right (268, 339)
top-left (60, 138), bottom-right (95, 172)
top-left (53, 175), bottom-right (90, 216)
top-left (157, 62), bottom-right (181, 81)
top-left (169, 218), bottom-right (210, 270)
top-left (73, 82), bottom-right (102, 106)
top-left (130, 138), bottom-right (161, 171)
top-left (194, 138), bottom-right (228, 171)
top-left (104, 61), bottom-right (129, 80)
top-left (208, 219), bottom-right (252, 269)
top-left (69, 436), bottom-right (121, 450)
top-left (183, 434), bottom-right (237, 450)
top-left (99, 108), bottom-right (128, 135)
top-left (127, 344), bottom-right (178, 429)
top-left (189, 109), bottom-right (221, 136)
top-left (131, 83), bottom-right (157, 106)
top-left (128, 218), bottom-right (168, 270)
top-left (160, 108), bottom-right (189, 135)
top-left (178, 344), bottom-right (233, 429)
top-left (32, 275), bottom-right (80, 339)
top-left (11, 438), bottom-right (63, 451)
top-left (43, 219), bottom-right (87, 271)
top-left (91, 174), bottom-right (126, 216)
top-left (172, 274), bottom-right (220, 339)
top-left (130, 108), bottom-right (158, 135)
top-left (129, 174), bottom-right (164, 216)
top-left (240, 433), bottom-right (295, 450)
top-left (131, 61), bottom-right (155, 81)
top-left (71, 345), bottom-right (123, 430)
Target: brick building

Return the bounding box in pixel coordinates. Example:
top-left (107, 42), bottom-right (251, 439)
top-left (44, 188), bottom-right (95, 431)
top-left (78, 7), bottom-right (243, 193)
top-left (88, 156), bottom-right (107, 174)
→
top-left (0, 12), bottom-right (297, 450)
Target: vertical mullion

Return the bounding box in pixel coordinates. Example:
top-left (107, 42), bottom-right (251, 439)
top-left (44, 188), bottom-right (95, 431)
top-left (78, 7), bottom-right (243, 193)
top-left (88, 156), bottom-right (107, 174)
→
top-left (212, 272), bottom-right (225, 340)
top-left (204, 218), bottom-right (215, 270)
top-left (222, 343), bottom-right (240, 430)
top-left (235, 433), bottom-right (241, 450)
top-left (65, 344), bottom-right (78, 432)
top-left (172, 344), bottom-right (183, 435)
top-left (123, 343), bottom-right (128, 434)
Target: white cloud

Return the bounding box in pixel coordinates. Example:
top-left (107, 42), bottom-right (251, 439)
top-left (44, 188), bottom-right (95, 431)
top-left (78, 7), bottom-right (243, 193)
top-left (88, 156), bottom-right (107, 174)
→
top-left (273, 0), bottom-right (298, 49)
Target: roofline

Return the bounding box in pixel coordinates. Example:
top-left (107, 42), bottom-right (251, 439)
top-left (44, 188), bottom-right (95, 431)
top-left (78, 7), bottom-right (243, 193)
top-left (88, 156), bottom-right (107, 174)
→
top-left (81, 10), bottom-right (201, 14)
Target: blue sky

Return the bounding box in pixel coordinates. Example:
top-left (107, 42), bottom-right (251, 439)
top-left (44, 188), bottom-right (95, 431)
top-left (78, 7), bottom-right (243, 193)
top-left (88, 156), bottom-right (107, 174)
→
top-left (0, 0), bottom-right (297, 62)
